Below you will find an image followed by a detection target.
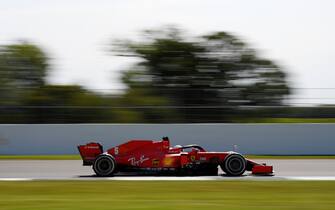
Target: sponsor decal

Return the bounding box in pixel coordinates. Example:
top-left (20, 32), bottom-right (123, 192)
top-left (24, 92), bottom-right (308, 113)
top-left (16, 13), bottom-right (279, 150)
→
top-left (163, 157), bottom-right (174, 166)
top-left (85, 146), bottom-right (99, 149)
top-left (190, 155), bottom-right (196, 161)
top-left (152, 159), bottom-right (160, 167)
top-left (128, 155), bottom-right (149, 166)
top-left (200, 157), bottom-right (206, 161)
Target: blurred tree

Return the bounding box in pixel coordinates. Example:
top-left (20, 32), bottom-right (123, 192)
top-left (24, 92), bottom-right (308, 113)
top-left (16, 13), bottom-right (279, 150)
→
top-left (0, 42), bottom-right (47, 88)
top-left (0, 42), bottom-right (48, 105)
top-left (21, 85), bottom-right (110, 123)
top-left (114, 27), bottom-right (290, 122)
top-left (0, 42), bottom-right (50, 123)
top-left (118, 83), bottom-right (180, 123)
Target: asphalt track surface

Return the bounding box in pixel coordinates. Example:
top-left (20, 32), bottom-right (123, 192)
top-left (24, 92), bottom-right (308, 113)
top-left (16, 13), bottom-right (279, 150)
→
top-left (1, 159), bottom-right (335, 181)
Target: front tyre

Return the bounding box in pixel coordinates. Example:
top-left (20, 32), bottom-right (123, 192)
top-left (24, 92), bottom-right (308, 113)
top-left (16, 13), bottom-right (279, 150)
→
top-left (93, 154), bottom-right (116, 177)
top-left (221, 153), bottom-right (246, 176)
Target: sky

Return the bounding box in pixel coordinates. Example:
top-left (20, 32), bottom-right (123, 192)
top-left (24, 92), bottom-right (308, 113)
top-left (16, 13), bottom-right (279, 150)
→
top-left (1, 0), bottom-right (335, 105)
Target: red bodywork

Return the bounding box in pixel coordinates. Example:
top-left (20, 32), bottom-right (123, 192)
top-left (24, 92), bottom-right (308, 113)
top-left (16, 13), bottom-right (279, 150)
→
top-left (78, 137), bottom-right (273, 176)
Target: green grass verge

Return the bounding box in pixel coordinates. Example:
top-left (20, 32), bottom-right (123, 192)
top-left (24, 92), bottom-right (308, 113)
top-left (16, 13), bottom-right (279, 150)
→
top-left (1, 154), bottom-right (335, 160)
top-left (0, 181), bottom-right (334, 210)
top-left (232, 118), bottom-right (335, 123)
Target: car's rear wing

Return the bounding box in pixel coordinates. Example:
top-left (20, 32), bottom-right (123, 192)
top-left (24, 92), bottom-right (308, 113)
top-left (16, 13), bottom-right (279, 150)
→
top-left (78, 142), bottom-right (103, 165)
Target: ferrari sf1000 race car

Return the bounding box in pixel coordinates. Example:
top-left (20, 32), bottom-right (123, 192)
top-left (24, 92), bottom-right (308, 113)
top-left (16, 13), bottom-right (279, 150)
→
top-left (78, 137), bottom-right (273, 177)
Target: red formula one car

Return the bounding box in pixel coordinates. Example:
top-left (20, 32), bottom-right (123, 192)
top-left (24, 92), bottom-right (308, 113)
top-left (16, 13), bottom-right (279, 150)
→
top-left (78, 137), bottom-right (273, 177)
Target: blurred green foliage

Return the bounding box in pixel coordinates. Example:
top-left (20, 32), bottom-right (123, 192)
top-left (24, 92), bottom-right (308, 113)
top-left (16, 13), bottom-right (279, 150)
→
top-left (116, 28), bottom-right (290, 122)
top-left (0, 42), bottom-right (47, 107)
top-left (0, 28), bottom-right (333, 123)
top-left (21, 85), bottom-right (108, 123)
top-left (0, 42), bottom-right (47, 89)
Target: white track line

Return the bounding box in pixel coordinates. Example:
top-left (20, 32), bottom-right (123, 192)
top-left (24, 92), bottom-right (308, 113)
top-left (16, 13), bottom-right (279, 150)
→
top-left (0, 178), bottom-right (34, 181)
top-left (284, 176), bottom-right (335, 181)
top-left (0, 176), bottom-right (335, 181)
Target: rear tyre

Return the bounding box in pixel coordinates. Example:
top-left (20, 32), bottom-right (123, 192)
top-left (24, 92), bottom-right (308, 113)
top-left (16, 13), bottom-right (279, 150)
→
top-left (221, 153), bottom-right (246, 176)
top-left (93, 154), bottom-right (116, 177)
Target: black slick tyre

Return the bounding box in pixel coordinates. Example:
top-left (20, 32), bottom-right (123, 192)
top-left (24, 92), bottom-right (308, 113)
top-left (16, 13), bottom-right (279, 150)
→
top-left (93, 154), bottom-right (116, 177)
top-left (221, 153), bottom-right (246, 176)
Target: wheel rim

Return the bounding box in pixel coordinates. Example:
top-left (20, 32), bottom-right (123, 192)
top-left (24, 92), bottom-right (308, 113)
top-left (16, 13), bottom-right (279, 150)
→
top-left (98, 159), bottom-right (112, 172)
top-left (228, 158), bottom-right (243, 172)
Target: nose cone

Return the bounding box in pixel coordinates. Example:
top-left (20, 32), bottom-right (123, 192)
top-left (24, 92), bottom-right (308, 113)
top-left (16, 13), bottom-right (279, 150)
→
top-left (252, 165), bottom-right (273, 175)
